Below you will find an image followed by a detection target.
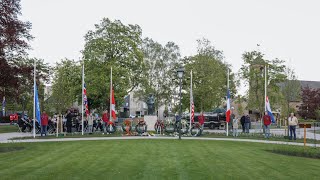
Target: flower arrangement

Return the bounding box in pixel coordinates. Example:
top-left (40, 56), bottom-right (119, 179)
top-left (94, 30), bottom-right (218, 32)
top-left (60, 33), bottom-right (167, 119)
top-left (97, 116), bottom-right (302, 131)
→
top-left (106, 120), bottom-right (116, 133)
top-left (122, 119), bottom-right (132, 135)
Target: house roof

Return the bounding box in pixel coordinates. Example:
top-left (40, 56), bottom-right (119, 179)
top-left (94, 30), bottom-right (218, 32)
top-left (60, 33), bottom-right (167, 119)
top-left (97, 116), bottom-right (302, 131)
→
top-left (299, 80), bottom-right (320, 89)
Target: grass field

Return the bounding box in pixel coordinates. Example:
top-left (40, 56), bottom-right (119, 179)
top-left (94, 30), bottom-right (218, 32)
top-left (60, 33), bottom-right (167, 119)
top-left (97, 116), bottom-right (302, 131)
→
top-left (0, 125), bottom-right (18, 133)
top-left (0, 140), bottom-right (320, 180)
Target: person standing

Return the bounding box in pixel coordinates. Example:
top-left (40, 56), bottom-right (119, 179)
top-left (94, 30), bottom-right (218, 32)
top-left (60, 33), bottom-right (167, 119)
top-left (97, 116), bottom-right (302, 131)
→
top-left (288, 113), bottom-right (298, 140)
top-left (198, 112), bottom-right (205, 129)
top-left (66, 110), bottom-right (73, 133)
top-left (232, 117), bottom-right (239, 137)
top-left (240, 115), bottom-right (245, 133)
top-left (88, 113), bottom-right (93, 134)
top-left (263, 111), bottom-right (271, 138)
top-left (244, 114), bottom-right (250, 133)
top-left (102, 110), bottom-right (109, 134)
top-left (40, 111), bottom-right (49, 136)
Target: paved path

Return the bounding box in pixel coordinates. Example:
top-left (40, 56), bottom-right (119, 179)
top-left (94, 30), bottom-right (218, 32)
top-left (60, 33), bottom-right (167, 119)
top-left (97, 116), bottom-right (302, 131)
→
top-left (0, 133), bottom-right (319, 148)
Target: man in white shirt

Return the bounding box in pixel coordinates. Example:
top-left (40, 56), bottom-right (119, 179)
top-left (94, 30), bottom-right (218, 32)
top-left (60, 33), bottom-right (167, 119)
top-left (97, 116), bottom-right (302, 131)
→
top-left (288, 113), bottom-right (298, 140)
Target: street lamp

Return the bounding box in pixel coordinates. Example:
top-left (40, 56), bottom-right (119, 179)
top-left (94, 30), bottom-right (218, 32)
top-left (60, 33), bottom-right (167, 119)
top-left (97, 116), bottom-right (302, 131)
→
top-left (177, 66), bottom-right (184, 140)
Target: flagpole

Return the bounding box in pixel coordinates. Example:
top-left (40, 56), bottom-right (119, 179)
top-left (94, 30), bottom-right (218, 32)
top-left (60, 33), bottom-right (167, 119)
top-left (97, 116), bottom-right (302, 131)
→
top-left (227, 68), bottom-right (229, 137)
top-left (189, 70), bottom-right (192, 131)
top-left (81, 62), bottom-right (84, 135)
top-left (264, 65), bottom-right (267, 112)
top-left (33, 60), bottom-right (36, 138)
top-left (110, 67), bottom-right (112, 122)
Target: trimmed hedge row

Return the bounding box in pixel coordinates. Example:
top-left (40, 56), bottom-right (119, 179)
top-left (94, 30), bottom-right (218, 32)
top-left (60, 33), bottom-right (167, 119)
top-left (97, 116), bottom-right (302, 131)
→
top-left (270, 145), bottom-right (320, 159)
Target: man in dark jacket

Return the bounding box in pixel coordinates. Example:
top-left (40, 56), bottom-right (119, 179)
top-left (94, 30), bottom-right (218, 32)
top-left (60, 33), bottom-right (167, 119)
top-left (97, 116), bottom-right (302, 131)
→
top-left (240, 115), bottom-right (245, 133)
top-left (66, 110), bottom-right (73, 133)
top-left (244, 115), bottom-right (250, 133)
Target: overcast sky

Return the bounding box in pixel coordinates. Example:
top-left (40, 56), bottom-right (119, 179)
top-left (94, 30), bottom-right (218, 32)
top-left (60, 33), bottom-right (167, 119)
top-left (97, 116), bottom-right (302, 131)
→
top-left (21, 0), bottom-right (319, 94)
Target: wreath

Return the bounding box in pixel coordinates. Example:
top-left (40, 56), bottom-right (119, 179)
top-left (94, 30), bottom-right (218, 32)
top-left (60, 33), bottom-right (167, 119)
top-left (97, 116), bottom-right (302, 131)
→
top-left (122, 119), bottom-right (132, 131)
top-left (191, 122), bottom-right (203, 136)
top-left (106, 121), bottom-right (117, 133)
top-left (179, 119), bottom-right (189, 134)
top-left (154, 120), bottom-right (165, 134)
top-left (136, 119), bottom-right (147, 134)
top-left (164, 118), bottom-right (176, 133)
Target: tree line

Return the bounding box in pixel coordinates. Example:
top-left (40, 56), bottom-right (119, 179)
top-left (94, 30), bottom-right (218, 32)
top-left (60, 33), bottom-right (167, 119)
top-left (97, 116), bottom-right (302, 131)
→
top-left (1, 0), bottom-right (315, 120)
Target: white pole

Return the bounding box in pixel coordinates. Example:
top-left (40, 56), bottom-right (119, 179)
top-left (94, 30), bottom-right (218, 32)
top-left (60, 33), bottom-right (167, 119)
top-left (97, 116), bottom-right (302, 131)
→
top-left (265, 65), bottom-right (267, 112)
top-left (227, 68), bottom-right (229, 136)
top-left (189, 70), bottom-right (192, 131)
top-left (81, 62), bottom-right (84, 135)
top-left (110, 67), bottom-right (112, 122)
top-left (33, 59), bottom-right (36, 138)
top-left (56, 115), bottom-right (59, 137)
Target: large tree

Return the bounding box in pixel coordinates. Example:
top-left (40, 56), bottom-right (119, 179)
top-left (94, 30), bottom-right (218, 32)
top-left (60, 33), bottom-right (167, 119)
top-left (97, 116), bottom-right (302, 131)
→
top-left (298, 87), bottom-right (320, 120)
top-left (181, 38), bottom-right (236, 112)
top-left (50, 59), bottom-right (81, 114)
top-left (82, 18), bottom-right (144, 112)
top-left (136, 38), bottom-right (181, 114)
top-left (0, 0), bottom-right (33, 99)
top-left (239, 51), bottom-right (286, 118)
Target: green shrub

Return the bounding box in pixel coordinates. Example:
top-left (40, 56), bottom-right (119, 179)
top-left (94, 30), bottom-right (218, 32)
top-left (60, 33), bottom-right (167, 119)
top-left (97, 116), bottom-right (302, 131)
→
top-left (270, 145), bottom-right (320, 159)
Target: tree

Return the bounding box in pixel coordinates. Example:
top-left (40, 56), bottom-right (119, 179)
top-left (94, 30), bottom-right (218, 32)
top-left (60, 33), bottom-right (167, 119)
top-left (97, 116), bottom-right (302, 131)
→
top-left (50, 59), bottom-right (81, 114)
top-left (298, 87), bottom-right (320, 120)
top-left (281, 67), bottom-right (301, 117)
top-left (0, 0), bottom-right (33, 99)
top-left (239, 51), bottom-right (286, 118)
top-left (136, 38), bottom-right (181, 114)
top-left (82, 18), bottom-right (144, 112)
top-left (181, 38), bottom-right (236, 112)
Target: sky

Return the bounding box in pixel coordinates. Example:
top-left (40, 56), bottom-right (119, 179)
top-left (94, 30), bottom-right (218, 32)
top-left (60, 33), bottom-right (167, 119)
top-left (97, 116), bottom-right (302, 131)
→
top-left (20, 0), bottom-right (320, 94)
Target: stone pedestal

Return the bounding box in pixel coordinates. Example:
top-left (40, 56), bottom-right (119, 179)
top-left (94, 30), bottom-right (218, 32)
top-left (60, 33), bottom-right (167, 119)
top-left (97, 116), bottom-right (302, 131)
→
top-left (144, 115), bottom-right (157, 131)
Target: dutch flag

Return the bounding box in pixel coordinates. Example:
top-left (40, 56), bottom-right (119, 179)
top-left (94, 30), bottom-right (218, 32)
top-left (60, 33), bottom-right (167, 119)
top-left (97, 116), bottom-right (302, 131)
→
top-left (266, 96), bottom-right (275, 123)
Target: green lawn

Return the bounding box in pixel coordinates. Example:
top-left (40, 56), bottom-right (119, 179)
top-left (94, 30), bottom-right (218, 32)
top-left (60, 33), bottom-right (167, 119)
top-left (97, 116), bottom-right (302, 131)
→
top-left (0, 125), bottom-right (18, 133)
top-left (0, 140), bottom-right (319, 180)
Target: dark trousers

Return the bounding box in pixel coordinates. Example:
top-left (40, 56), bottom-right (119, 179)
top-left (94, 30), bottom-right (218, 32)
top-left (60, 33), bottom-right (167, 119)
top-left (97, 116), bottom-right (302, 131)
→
top-left (41, 125), bottom-right (47, 136)
top-left (241, 123), bottom-right (245, 132)
top-left (67, 124), bottom-right (72, 133)
top-left (289, 125), bottom-right (296, 140)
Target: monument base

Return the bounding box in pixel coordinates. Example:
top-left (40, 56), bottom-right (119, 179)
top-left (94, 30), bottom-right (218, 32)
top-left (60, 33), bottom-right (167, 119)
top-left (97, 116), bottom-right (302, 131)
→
top-left (144, 115), bottom-right (157, 131)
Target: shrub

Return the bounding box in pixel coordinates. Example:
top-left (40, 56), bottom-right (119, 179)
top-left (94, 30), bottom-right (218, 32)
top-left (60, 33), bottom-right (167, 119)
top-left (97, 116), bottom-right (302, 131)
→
top-left (270, 145), bottom-right (320, 159)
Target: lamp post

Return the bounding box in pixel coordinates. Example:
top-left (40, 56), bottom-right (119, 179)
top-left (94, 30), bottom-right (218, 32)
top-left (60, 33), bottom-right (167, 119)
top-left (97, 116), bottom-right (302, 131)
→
top-left (177, 66), bottom-right (184, 140)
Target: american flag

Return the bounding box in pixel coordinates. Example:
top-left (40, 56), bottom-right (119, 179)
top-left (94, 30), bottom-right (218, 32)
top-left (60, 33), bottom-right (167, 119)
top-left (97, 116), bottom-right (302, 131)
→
top-left (190, 70), bottom-right (194, 123)
top-left (83, 83), bottom-right (89, 116)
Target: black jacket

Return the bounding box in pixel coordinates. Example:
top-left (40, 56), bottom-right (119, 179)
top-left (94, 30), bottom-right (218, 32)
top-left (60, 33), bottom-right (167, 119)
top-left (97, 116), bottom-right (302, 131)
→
top-left (240, 116), bottom-right (245, 124)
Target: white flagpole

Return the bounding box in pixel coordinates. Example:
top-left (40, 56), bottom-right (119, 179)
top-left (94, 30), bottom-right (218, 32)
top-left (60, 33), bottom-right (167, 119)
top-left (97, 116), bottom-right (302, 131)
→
top-left (227, 68), bottom-right (229, 137)
top-left (81, 62), bottom-right (84, 135)
top-left (264, 65), bottom-right (267, 111)
top-left (33, 60), bottom-right (36, 138)
top-left (189, 70), bottom-right (192, 131)
top-left (110, 67), bottom-right (112, 122)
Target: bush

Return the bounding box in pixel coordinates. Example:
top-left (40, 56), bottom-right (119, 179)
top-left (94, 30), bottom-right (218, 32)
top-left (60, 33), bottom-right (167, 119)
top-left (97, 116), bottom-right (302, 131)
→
top-left (0, 116), bottom-right (11, 123)
top-left (270, 145), bottom-right (320, 159)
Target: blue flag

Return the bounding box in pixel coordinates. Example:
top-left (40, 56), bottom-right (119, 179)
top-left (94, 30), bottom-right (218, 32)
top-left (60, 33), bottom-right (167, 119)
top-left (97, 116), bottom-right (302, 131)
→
top-left (35, 84), bottom-right (41, 125)
top-left (266, 96), bottom-right (275, 123)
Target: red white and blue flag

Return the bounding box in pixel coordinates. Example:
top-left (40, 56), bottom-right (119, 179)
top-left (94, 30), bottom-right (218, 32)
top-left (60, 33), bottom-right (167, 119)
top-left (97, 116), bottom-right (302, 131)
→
top-left (2, 96), bottom-right (5, 116)
top-left (83, 83), bottom-right (89, 116)
top-left (266, 96), bottom-right (275, 123)
top-left (111, 88), bottom-right (116, 120)
top-left (226, 89), bottom-right (231, 123)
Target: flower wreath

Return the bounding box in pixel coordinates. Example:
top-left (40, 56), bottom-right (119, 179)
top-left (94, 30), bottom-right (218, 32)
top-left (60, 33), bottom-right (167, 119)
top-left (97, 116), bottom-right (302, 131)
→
top-left (154, 120), bottom-right (165, 132)
top-left (179, 119), bottom-right (189, 134)
top-left (122, 119), bottom-right (132, 132)
top-left (190, 122), bottom-right (202, 136)
top-left (136, 119), bottom-right (147, 134)
top-left (106, 121), bottom-right (117, 133)
top-left (164, 118), bottom-right (176, 133)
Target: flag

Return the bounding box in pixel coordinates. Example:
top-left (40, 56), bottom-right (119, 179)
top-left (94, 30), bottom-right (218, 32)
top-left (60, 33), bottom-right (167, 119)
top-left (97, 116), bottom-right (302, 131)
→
top-left (111, 88), bottom-right (116, 119)
top-left (190, 71), bottom-right (194, 124)
top-left (226, 89), bottom-right (231, 123)
top-left (2, 96), bottom-right (5, 116)
top-left (266, 96), bottom-right (275, 123)
top-left (83, 83), bottom-right (89, 116)
top-left (34, 84), bottom-right (41, 124)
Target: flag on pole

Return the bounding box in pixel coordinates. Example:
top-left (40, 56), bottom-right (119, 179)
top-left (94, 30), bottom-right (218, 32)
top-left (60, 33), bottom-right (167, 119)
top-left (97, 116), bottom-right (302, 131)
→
top-left (266, 96), bottom-right (275, 123)
top-left (111, 88), bottom-right (116, 120)
top-left (83, 83), bottom-right (89, 116)
top-left (190, 71), bottom-right (194, 124)
top-left (2, 96), bottom-right (5, 116)
top-left (226, 89), bottom-right (231, 123)
top-left (34, 84), bottom-right (41, 125)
